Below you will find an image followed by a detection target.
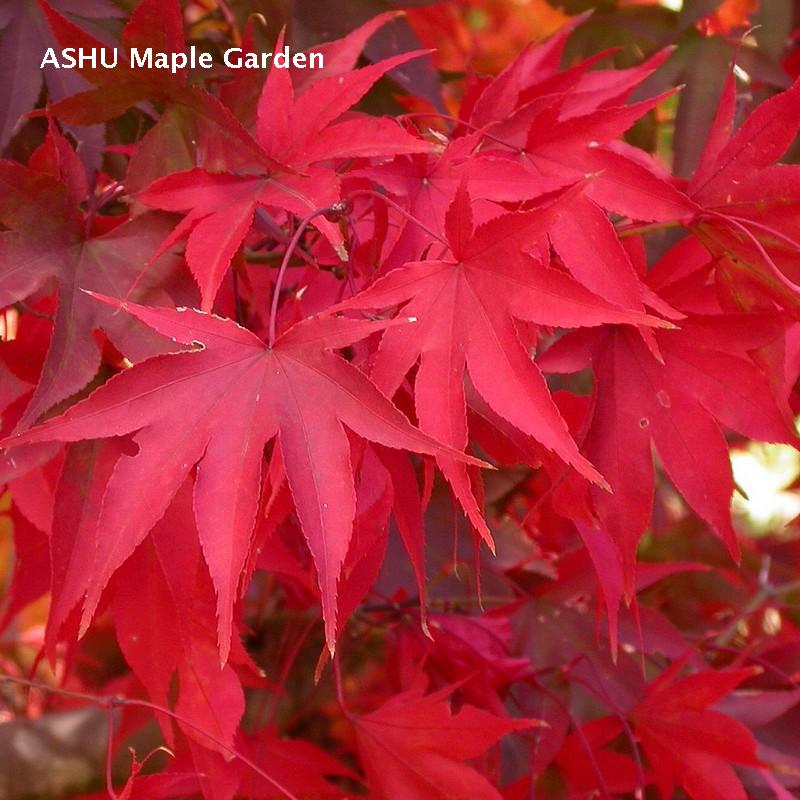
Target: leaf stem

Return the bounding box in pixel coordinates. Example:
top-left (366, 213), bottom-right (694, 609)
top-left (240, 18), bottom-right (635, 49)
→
top-left (268, 206), bottom-right (336, 346)
top-left (721, 212), bottom-right (800, 254)
top-left (254, 208), bottom-right (319, 268)
top-left (529, 675), bottom-right (613, 800)
top-left (701, 210), bottom-right (800, 291)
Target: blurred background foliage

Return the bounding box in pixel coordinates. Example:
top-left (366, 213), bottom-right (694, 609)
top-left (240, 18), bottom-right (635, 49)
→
top-left (2, 3), bottom-right (800, 796)
top-left (3, 0), bottom-right (800, 683)
top-left (206, 0), bottom-right (800, 174)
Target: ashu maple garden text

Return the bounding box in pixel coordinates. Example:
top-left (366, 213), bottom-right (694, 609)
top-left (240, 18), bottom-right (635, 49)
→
top-left (40, 46), bottom-right (323, 73)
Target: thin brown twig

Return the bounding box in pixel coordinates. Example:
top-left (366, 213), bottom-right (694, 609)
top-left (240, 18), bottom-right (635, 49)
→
top-left (0, 674), bottom-right (300, 800)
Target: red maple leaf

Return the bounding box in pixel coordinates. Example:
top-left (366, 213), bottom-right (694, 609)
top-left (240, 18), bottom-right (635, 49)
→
top-left (0, 122), bottom-right (190, 428)
top-left (632, 660), bottom-right (764, 800)
top-left (332, 183), bottom-right (670, 541)
top-left (540, 310), bottom-right (797, 624)
top-left (354, 683), bottom-right (538, 800)
top-left (0, 0), bottom-right (121, 150)
top-left (138, 22), bottom-right (432, 310)
top-left (686, 70), bottom-right (800, 315)
top-left (40, 0), bottom-right (195, 123)
top-left (3, 297), bottom-right (481, 657)
top-left (112, 481), bottom-right (246, 755)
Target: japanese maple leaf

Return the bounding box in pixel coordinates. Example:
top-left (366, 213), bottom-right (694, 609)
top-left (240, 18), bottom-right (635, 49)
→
top-left (454, 32), bottom-right (699, 311)
top-left (331, 184), bottom-right (670, 541)
top-left (462, 78), bottom-right (696, 321)
top-left (364, 131), bottom-right (569, 267)
top-left (3, 298), bottom-right (481, 658)
top-left (0, 124), bottom-right (189, 428)
top-left (0, 507), bottom-right (49, 634)
top-left (45, 439), bottom-right (125, 662)
top-left (541, 312), bottom-right (798, 600)
top-left (0, 0), bottom-right (120, 150)
top-left (112, 481), bottom-right (245, 755)
top-left (414, 613), bottom-right (533, 714)
top-left (38, 0), bottom-right (285, 189)
top-left (39, 0), bottom-right (192, 123)
top-left (509, 99), bottom-right (695, 306)
top-left (354, 683), bottom-right (538, 800)
top-left (462, 31), bottom-right (693, 229)
top-left (555, 716), bottom-right (650, 797)
top-left (685, 70), bottom-right (800, 314)
top-left (632, 660), bottom-right (763, 800)
top-left (464, 17), bottom-right (668, 133)
top-left (138, 28), bottom-right (432, 310)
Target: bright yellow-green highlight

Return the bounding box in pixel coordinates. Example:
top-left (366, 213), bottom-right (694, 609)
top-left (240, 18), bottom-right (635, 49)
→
top-left (731, 443), bottom-right (800, 533)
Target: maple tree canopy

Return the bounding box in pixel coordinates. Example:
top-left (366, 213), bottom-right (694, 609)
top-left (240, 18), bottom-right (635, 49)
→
top-left (1, 1), bottom-right (800, 799)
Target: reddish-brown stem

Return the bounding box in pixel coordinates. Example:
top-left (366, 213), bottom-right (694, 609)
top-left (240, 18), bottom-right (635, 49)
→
top-left (267, 618), bottom-right (317, 726)
top-left (216, 0), bottom-right (237, 35)
top-left (566, 657), bottom-right (646, 795)
top-left (254, 208), bottom-right (319, 268)
top-left (268, 207), bottom-right (335, 346)
top-left (232, 268), bottom-right (244, 325)
top-left (527, 675), bottom-right (612, 800)
top-left (721, 213), bottom-right (800, 254)
top-left (83, 182), bottom-right (125, 241)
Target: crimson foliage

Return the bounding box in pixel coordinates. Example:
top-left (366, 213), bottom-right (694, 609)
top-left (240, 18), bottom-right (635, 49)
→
top-left (1, 2), bottom-right (800, 799)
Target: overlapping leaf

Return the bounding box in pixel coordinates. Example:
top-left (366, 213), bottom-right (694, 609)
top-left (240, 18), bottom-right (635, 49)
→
top-left (686, 69), bottom-right (800, 315)
top-left (0, 0), bottom-right (119, 152)
top-left (332, 184), bottom-right (670, 541)
top-left (355, 683), bottom-right (538, 800)
top-left (139, 21), bottom-right (432, 310)
top-left (3, 297), bottom-right (481, 657)
top-left (632, 661), bottom-right (763, 800)
top-left (540, 309), bottom-right (797, 620)
top-left (0, 123), bottom-right (190, 428)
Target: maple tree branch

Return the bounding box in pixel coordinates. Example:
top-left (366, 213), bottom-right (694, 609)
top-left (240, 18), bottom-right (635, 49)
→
top-left (704, 644), bottom-right (800, 690)
top-left (13, 302), bottom-right (54, 321)
top-left (713, 574), bottom-right (800, 646)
